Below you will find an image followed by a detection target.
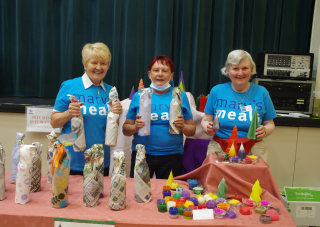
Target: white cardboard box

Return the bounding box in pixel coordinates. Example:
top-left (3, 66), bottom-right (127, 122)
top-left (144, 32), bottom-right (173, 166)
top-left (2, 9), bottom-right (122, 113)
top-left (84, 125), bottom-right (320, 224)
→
top-left (285, 187), bottom-right (320, 226)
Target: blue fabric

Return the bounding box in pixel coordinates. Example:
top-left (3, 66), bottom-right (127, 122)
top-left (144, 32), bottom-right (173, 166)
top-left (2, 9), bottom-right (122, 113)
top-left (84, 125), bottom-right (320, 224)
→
top-left (204, 82), bottom-right (277, 139)
top-left (53, 77), bottom-right (113, 171)
top-left (126, 87), bottom-right (193, 155)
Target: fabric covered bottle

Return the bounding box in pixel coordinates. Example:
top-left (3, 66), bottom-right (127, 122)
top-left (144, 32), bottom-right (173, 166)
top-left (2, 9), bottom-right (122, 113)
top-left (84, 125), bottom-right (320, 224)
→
top-left (51, 143), bottom-right (71, 208)
top-left (10, 132), bottom-right (25, 184)
top-left (105, 87), bottom-right (120, 147)
top-left (169, 87), bottom-right (182, 134)
top-left (109, 150), bottom-right (126, 210)
top-left (138, 88), bottom-right (151, 136)
top-left (15, 144), bottom-right (36, 204)
top-left (0, 142), bottom-right (5, 200)
top-left (134, 144), bottom-right (152, 203)
top-left (31, 142), bottom-right (43, 192)
top-left (46, 131), bottom-right (58, 183)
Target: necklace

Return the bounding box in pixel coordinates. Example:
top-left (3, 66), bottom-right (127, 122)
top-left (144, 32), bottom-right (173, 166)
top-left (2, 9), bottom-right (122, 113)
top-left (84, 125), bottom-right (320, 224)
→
top-left (231, 86), bottom-right (249, 107)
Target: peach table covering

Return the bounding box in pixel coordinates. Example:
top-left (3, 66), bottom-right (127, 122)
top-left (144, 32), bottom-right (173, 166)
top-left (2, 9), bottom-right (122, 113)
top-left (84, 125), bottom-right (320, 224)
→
top-left (0, 171), bottom-right (295, 227)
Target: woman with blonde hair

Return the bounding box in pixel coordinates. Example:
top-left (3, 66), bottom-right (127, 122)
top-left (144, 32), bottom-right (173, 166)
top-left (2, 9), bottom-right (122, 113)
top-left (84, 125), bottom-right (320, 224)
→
top-left (51, 42), bottom-right (122, 175)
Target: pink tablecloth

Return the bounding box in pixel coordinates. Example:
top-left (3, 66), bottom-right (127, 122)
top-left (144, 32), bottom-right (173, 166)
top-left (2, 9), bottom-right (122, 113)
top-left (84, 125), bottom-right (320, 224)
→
top-left (0, 170), bottom-right (295, 227)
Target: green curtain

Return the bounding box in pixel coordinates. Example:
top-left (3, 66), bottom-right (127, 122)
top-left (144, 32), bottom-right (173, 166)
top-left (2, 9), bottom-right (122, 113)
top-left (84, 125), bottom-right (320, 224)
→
top-left (0, 0), bottom-right (315, 100)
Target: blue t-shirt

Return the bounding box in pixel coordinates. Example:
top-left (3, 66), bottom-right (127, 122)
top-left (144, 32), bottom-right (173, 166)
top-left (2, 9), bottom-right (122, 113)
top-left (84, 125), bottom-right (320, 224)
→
top-left (126, 87), bottom-right (193, 155)
top-left (53, 76), bottom-right (113, 171)
top-left (204, 82), bottom-right (277, 139)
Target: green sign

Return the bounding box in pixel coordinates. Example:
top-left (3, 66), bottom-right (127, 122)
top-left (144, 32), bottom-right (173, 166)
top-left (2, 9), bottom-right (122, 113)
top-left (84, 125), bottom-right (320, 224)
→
top-left (285, 187), bottom-right (320, 202)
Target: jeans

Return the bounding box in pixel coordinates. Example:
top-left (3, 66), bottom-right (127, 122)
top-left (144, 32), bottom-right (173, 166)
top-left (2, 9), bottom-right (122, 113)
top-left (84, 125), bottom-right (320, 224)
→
top-left (130, 150), bottom-right (183, 179)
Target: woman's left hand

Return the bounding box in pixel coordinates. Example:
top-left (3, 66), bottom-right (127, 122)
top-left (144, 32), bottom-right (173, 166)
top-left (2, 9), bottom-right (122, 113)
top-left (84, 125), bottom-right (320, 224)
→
top-left (255, 125), bottom-right (266, 139)
top-left (110, 101), bottom-right (123, 114)
top-left (174, 115), bottom-right (185, 129)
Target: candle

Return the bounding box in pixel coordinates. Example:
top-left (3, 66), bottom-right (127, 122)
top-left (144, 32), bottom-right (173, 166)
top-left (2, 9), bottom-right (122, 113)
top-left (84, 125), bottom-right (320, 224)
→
top-left (176, 201), bottom-right (185, 207)
top-left (217, 202), bottom-right (229, 211)
top-left (213, 208), bottom-right (226, 218)
top-left (169, 207), bottom-right (178, 219)
top-left (260, 214), bottom-right (272, 224)
top-left (163, 190), bottom-right (171, 198)
top-left (199, 95), bottom-right (207, 112)
top-left (169, 198), bottom-right (177, 203)
top-left (260, 200), bottom-right (270, 206)
top-left (184, 200), bottom-right (194, 208)
top-left (158, 202), bottom-right (167, 213)
top-left (171, 183), bottom-right (179, 190)
top-left (229, 199), bottom-right (240, 204)
top-left (255, 206), bottom-right (268, 214)
top-left (244, 157), bottom-right (254, 164)
top-left (248, 155), bottom-right (258, 162)
top-left (244, 199), bottom-right (256, 208)
top-left (266, 210), bottom-right (279, 221)
top-left (178, 206), bottom-right (185, 215)
top-left (198, 204), bottom-right (207, 209)
top-left (208, 192), bottom-right (218, 200)
top-left (188, 205), bottom-right (197, 210)
top-left (183, 207), bottom-right (193, 220)
top-left (234, 195), bottom-right (242, 202)
top-left (229, 199), bottom-right (242, 209)
top-left (250, 180), bottom-right (262, 203)
top-left (216, 198), bottom-right (226, 204)
top-left (157, 199), bottom-right (165, 208)
top-left (228, 143), bottom-right (237, 157)
top-left (164, 196), bottom-right (172, 204)
top-left (181, 190), bottom-right (190, 200)
top-left (198, 196), bottom-right (206, 204)
top-left (163, 185), bottom-right (170, 191)
top-left (196, 194), bottom-right (204, 199)
top-left (172, 192), bottom-right (182, 199)
top-left (217, 178), bottom-right (228, 199)
top-left (176, 187), bottom-right (183, 194)
top-left (225, 210), bottom-right (237, 219)
top-left (177, 197), bottom-right (187, 203)
top-left (187, 179), bottom-right (200, 190)
top-left (167, 201), bottom-right (176, 211)
top-left (206, 200), bottom-right (217, 209)
top-left (238, 142), bottom-right (246, 161)
top-left (240, 207), bottom-right (252, 215)
top-left (189, 197), bottom-right (198, 206)
top-left (229, 156), bottom-right (240, 163)
top-left (217, 154), bottom-right (225, 162)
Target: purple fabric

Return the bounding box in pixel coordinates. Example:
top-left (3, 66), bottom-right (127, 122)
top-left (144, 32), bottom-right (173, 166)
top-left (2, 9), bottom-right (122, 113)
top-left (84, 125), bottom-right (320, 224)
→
top-left (181, 138), bottom-right (210, 175)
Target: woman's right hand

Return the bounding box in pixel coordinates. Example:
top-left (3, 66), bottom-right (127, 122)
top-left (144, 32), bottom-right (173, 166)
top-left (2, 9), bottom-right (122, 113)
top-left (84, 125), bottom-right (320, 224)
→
top-left (135, 114), bottom-right (145, 130)
top-left (206, 121), bottom-right (218, 136)
top-left (67, 102), bottom-right (83, 118)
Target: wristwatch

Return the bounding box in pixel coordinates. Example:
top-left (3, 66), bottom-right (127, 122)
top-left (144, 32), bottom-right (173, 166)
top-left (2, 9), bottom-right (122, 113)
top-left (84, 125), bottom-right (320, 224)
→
top-left (263, 126), bottom-right (267, 135)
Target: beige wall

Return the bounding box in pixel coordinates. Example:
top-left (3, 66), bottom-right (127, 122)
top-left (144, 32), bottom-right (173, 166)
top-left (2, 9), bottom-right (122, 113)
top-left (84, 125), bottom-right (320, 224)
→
top-left (0, 112), bottom-right (59, 174)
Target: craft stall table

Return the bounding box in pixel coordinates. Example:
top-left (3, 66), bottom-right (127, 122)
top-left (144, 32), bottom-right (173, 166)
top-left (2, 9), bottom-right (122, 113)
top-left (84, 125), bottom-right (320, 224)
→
top-left (0, 155), bottom-right (295, 227)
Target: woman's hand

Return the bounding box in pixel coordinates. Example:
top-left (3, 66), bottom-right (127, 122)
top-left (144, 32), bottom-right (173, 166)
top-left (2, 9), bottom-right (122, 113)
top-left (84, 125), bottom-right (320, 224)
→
top-left (68, 102), bottom-right (84, 118)
top-left (110, 101), bottom-right (122, 114)
top-left (135, 114), bottom-right (145, 130)
top-left (174, 115), bottom-right (185, 129)
top-left (255, 125), bottom-right (266, 139)
top-left (206, 121), bottom-right (218, 136)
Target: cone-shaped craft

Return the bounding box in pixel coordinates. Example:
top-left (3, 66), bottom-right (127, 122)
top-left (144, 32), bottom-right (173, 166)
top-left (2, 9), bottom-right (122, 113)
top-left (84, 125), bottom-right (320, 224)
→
top-left (226, 126), bottom-right (237, 153)
top-left (0, 142), bottom-right (5, 201)
top-left (129, 86), bottom-right (135, 100)
top-left (217, 178), bottom-right (228, 199)
top-left (105, 87), bottom-right (120, 147)
top-left (250, 179), bottom-right (262, 203)
top-left (228, 143), bottom-right (236, 157)
top-left (247, 108), bottom-right (259, 139)
top-left (238, 143), bottom-right (246, 161)
top-left (138, 78), bottom-right (144, 91)
top-left (169, 87), bottom-right (182, 134)
top-left (212, 113), bottom-right (220, 130)
top-left (178, 72), bottom-right (186, 92)
top-left (166, 171), bottom-right (174, 188)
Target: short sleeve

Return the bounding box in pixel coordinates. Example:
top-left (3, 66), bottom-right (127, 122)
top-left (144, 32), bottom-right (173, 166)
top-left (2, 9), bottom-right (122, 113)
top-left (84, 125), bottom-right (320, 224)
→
top-left (262, 89), bottom-right (277, 121)
top-left (126, 92), bottom-right (140, 119)
top-left (204, 87), bottom-right (216, 115)
top-left (181, 91), bottom-right (193, 120)
top-left (53, 81), bottom-right (72, 112)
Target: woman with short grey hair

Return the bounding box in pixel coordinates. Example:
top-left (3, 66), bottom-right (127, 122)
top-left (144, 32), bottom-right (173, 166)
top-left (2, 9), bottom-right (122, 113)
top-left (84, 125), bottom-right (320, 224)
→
top-left (201, 50), bottom-right (276, 161)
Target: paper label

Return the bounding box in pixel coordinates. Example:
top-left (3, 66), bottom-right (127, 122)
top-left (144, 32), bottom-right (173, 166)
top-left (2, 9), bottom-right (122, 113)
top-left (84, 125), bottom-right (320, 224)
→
top-left (285, 187), bottom-right (320, 202)
top-left (192, 209), bottom-right (214, 220)
top-left (241, 105), bottom-right (252, 113)
top-left (296, 206), bottom-right (316, 218)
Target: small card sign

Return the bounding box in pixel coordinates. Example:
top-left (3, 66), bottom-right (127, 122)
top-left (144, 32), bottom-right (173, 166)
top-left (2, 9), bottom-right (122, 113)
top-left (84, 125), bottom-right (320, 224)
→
top-left (54, 218), bottom-right (115, 227)
top-left (26, 106), bottom-right (60, 133)
top-left (192, 209), bottom-right (214, 220)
